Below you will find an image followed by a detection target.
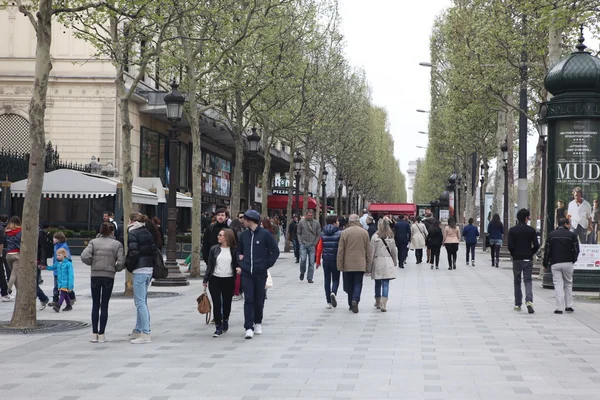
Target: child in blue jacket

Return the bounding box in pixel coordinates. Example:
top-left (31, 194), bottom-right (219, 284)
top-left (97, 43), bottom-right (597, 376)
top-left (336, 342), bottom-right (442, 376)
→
top-left (47, 248), bottom-right (74, 312)
top-left (48, 231), bottom-right (74, 306)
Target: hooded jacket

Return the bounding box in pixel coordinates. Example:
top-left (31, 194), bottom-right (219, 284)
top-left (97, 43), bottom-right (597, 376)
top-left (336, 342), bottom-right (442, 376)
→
top-left (5, 227), bottom-right (22, 253)
top-left (51, 242), bottom-right (71, 276)
top-left (237, 225), bottom-right (280, 275)
top-left (81, 236), bottom-right (126, 278)
top-left (315, 224), bottom-right (342, 264)
top-left (126, 222), bottom-right (156, 272)
top-left (47, 258), bottom-right (74, 291)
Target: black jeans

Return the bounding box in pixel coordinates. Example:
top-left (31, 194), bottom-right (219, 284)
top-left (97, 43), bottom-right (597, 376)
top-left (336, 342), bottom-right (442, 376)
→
top-left (466, 243), bottom-right (476, 262)
top-left (430, 246), bottom-right (441, 267)
top-left (490, 244), bottom-right (501, 264)
top-left (36, 268), bottom-right (49, 303)
top-left (241, 272), bottom-right (267, 330)
top-left (512, 260), bottom-right (533, 306)
top-left (415, 249), bottom-right (423, 263)
top-left (445, 243), bottom-right (458, 267)
top-left (343, 271), bottom-right (364, 306)
top-left (0, 256), bottom-right (9, 296)
top-left (90, 277), bottom-right (114, 334)
top-left (292, 237), bottom-right (300, 261)
top-left (208, 276), bottom-right (235, 325)
top-left (397, 241), bottom-right (408, 265)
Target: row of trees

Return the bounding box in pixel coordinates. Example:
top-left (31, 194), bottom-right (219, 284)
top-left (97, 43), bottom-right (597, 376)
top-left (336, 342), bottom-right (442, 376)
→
top-left (8, 0), bottom-right (406, 327)
top-left (413, 0), bottom-right (599, 225)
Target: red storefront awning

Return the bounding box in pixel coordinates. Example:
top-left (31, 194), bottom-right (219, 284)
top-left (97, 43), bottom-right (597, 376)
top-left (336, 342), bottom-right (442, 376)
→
top-left (267, 195), bottom-right (317, 210)
top-left (368, 203), bottom-right (416, 215)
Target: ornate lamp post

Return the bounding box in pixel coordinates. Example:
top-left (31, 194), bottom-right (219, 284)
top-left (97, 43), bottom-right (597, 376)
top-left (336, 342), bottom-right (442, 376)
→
top-left (293, 152), bottom-right (303, 217)
top-left (354, 186), bottom-right (360, 215)
top-left (247, 127), bottom-right (261, 210)
top-left (153, 80), bottom-right (188, 287)
top-left (321, 168), bottom-right (328, 226)
top-left (479, 163), bottom-right (485, 249)
top-left (501, 140), bottom-right (509, 239)
top-left (347, 182), bottom-right (354, 216)
top-left (337, 175), bottom-right (344, 216)
top-left (537, 118), bottom-right (548, 243)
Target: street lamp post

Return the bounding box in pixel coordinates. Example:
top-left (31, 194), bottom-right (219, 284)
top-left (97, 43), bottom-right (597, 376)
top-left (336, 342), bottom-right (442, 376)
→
top-left (347, 182), bottom-right (353, 216)
top-left (293, 152), bottom-right (303, 217)
top-left (321, 168), bottom-right (328, 227)
top-left (354, 187), bottom-right (360, 215)
top-left (153, 80), bottom-right (188, 287)
top-left (479, 163), bottom-right (485, 249)
top-left (501, 140), bottom-right (509, 239)
top-left (247, 127), bottom-right (261, 211)
top-left (337, 175), bottom-right (344, 216)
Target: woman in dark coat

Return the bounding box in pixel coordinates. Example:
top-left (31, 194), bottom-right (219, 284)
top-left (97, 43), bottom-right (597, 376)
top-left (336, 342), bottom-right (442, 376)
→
top-left (427, 220), bottom-right (444, 270)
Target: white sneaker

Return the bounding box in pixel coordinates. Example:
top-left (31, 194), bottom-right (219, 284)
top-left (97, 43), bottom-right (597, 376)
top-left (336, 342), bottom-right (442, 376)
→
top-left (254, 324), bottom-right (263, 335)
top-left (326, 303), bottom-right (332, 309)
top-left (1, 295), bottom-right (14, 302)
top-left (98, 334), bottom-right (106, 343)
top-left (131, 333), bottom-right (151, 344)
top-left (122, 332), bottom-right (140, 341)
top-left (90, 334), bottom-right (99, 343)
top-left (471, 260), bottom-right (475, 266)
top-left (245, 329), bottom-right (254, 339)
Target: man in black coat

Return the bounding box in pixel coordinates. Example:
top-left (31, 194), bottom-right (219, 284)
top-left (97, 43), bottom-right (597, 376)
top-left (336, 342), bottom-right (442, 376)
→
top-left (202, 208), bottom-right (229, 264)
top-left (394, 214), bottom-right (411, 268)
top-left (288, 216), bottom-right (299, 263)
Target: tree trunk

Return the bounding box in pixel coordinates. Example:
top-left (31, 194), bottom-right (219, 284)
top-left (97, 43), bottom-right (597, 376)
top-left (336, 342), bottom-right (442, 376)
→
top-left (284, 139), bottom-right (295, 252)
top-left (315, 156), bottom-right (326, 223)
top-left (491, 108), bottom-right (507, 217)
top-left (10, 0), bottom-right (53, 328)
top-left (230, 93), bottom-right (245, 214)
top-left (186, 74), bottom-right (202, 279)
top-left (116, 76), bottom-right (134, 296)
top-left (261, 128), bottom-right (272, 218)
top-left (302, 149), bottom-right (312, 216)
top-left (506, 94), bottom-right (516, 227)
top-left (530, 139), bottom-right (542, 235)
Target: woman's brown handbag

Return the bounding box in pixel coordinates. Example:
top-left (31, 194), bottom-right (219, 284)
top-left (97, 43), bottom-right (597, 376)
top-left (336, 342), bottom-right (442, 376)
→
top-left (196, 288), bottom-right (212, 324)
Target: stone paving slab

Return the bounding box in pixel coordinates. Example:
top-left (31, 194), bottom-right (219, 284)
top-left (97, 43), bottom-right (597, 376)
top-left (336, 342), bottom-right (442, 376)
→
top-left (2, 245), bottom-right (600, 399)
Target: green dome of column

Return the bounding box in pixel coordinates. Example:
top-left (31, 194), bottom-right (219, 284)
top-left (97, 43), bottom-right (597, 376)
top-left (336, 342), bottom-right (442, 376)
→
top-left (544, 28), bottom-right (600, 98)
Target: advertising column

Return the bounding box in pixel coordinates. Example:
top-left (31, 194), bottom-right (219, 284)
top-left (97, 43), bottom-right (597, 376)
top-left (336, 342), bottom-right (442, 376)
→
top-left (555, 119), bottom-right (600, 271)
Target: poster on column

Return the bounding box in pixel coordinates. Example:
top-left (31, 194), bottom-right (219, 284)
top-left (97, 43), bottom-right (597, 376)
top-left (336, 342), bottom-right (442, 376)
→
top-left (555, 119), bottom-right (600, 270)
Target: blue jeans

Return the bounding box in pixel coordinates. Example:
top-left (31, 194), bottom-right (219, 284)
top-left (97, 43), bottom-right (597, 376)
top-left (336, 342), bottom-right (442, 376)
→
top-left (343, 271), bottom-right (364, 306)
top-left (322, 260), bottom-right (340, 303)
top-left (374, 279), bottom-right (390, 298)
top-left (133, 273), bottom-right (152, 334)
top-left (300, 244), bottom-right (316, 280)
top-left (466, 243), bottom-right (476, 262)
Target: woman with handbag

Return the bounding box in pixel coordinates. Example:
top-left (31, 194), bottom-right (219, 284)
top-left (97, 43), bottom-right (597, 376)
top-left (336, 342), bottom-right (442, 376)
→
top-left (410, 216), bottom-right (428, 264)
top-left (81, 222), bottom-right (125, 343)
top-left (203, 228), bottom-right (240, 337)
top-left (123, 213), bottom-right (156, 344)
top-left (368, 218), bottom-right (398, 312)
top-left (443, 216), bottom-right (461, 270)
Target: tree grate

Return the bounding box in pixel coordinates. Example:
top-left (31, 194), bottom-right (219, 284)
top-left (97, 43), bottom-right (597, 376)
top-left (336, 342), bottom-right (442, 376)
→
top-left (0, 320), bottom-right (89, 335)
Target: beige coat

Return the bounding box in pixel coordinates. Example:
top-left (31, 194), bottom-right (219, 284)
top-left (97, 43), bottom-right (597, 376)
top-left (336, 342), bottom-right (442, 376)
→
top-left (443, 225), bottom-right (461, 245)
top-left (368, 233), bottom-right (398, 280)
top-left (337, 221), bottom-right (372, 272)
top-left (410, 222), bottom-right (428, 250)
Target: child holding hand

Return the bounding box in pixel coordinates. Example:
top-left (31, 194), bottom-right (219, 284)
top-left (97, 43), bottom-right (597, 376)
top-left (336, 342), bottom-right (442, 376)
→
top-left (47, 248), bottom-right (74, 312)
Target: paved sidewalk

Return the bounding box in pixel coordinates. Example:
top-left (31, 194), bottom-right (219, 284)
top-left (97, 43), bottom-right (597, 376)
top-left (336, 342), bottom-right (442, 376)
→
top-left (1, 246), bottom-right (600, 399)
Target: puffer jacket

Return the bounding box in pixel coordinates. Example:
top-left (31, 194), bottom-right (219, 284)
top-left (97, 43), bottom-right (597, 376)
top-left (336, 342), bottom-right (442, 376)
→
top-left (52, 242), bottom-right (71, 276)
top-left (5, 228), bottom-right (22, 253)
top-left (47, 259), bottom-right (74, 291)
top-left (368, 233), bottom-right (398, 280)
top-left (81, 236), bottom-right (126, 278)
top-left (316, 224), bottom-right (342, 264)
top-left (126, 223), bottom-right (156, 272)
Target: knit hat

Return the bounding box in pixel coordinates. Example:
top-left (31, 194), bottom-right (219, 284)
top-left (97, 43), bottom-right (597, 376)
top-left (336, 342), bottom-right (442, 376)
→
top-left (242, 209), bottom-right (261, 224)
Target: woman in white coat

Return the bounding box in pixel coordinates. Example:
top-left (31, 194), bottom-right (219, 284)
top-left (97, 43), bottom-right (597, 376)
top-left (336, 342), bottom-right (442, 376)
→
top-left (410, 216), bottom-right (428, 264)
top-left (368, 218), bottom-right (398, 312)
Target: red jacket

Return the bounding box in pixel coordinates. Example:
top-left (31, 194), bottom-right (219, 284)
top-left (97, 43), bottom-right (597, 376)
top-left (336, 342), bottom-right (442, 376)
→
top-left (315, 238), bottom-right (323, 265)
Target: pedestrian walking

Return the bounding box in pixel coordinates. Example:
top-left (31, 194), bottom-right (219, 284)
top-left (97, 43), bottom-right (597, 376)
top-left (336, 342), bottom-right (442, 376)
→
top-left (288, 216), bottom-right (300, 263)
top-left (422, 209), bottom-right (435, 263)
top-left (237, 210), bottom-right (280, 339)
top-left (315, 215), bottom-right (342, 309)
top-left (427, 220), bottom-right (443, 270)
top-left (443, 216), bottom-right (461, 270)
top-left (393, 214), bottom-right (411, 268)
top-left (462, 218), bottom-right (480, 266)
top-left (203, 228), bottom-right (239, 337)
top-left (369, 218), bottom-right (397, 312)
top-left (47, 248), bottom-right (74, 313)
top-left (508, 208), bottom-right (540, 314)
top-left (337, 214), bottom-right (373, 313)
top-left (543, 218), bottom-right (579, 314)
top-left (48, 232), bottom-right (75, 307)
top-left (297, 210), bottom-right (321, 283)
top-left (202, 208), bottom-right (230, 266)
top-left (359, 209), bottom-right (370, 229)
top-left (229, 218), bottom-right (245, 301)
top-left (5, 216), bottom-right (22, 293)
top-left (410, 216), bottom-right (427, 264)
top-left (124, 213), bottom-right (156, 344)
top-left (366, 216), bottom-right (377, 239)
top-left (81, 222), bottom-right (125, 343)
top-left (36, 225), bottom-right (50, 310)
top-left (488, 213), bottom-right (504, 267)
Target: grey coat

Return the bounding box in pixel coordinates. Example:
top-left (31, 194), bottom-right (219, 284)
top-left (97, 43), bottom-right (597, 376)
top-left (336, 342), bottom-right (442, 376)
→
top-left (368, 233), bottom-right (398, 280)
top-left (81, 236), bottom-right (126, 278)
top-left (297, 218), bottom-right (321, 246)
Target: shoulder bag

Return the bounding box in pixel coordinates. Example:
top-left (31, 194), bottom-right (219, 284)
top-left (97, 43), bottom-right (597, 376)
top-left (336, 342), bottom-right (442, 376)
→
top-left (196, 288), bottom-right (212, 324)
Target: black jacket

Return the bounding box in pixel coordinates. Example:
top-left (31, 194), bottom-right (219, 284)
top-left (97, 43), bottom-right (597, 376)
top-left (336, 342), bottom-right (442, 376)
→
top-left (543, 226), bottom-right (579, 267)
top-left (202, 221), bottom-right (229, 263)
top-left (427, 227), bottom-right (443, 248)
top-left (288, 220), bottom-right (298, 239)
top-left (203, 245), bottom-right (238, 283)
top-left (367, 223), bottom-right (377, 239)
top-left (237, 226), bottom-right (280, 275)
top-left (508, 223), bottom-right (540, 260)
top-left (37, 227), bottom-right (47, 266)
top-left (126, 226), bottom-right (156, 272)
